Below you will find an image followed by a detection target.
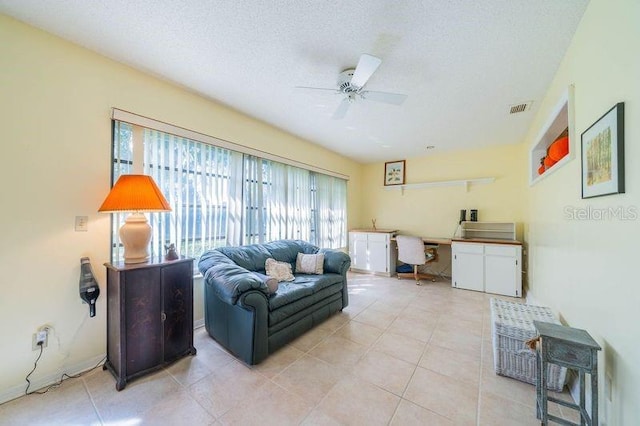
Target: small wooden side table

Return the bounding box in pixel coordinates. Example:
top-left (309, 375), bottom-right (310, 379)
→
top-left (533, 321), bottom-right (601, 426)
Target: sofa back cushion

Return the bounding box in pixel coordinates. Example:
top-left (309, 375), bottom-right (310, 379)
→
top-left (263, 240), bottom-right (319, 270)
top-left (218, 243), bottom-right (273, 271)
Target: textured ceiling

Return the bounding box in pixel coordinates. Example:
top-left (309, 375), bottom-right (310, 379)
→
top-left (0, 0), bottom-right (589, 163)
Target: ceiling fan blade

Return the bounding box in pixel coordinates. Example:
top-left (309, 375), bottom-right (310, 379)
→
top-left (361, 90), bottom-right (408, 105)
top-left (350, 54), bottom-right (382, 88)
top-left (294, 86), bottom-right (341, 94)
top-left (331, 98), bottom-right (351, 120)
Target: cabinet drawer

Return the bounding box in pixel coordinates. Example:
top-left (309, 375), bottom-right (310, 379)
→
top-left (368, 233), bottom-right (388, 243)
top-left (485, 245), bottom-right (518, 257)
top-left (546, 340), bottom-right (593, 369)
top-left (453, 243), bottom-right (484, 254)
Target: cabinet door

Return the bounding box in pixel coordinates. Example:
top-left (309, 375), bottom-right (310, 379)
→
top-left (452, 243), bottom-right (484, 292)
top-left (485, 245), bottom-right (521, 297)
top-left (349, 233), bottom-right (368, 270)
top-left (368, 234), bottom-right (389, 273)
top-left (125, 268), bottom-right (162, 375)
top-left (162, 261), bottom-right (193, 362)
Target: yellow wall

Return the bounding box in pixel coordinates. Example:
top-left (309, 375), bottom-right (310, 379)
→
top-left (360, 144), bottom-right (528, 235)
top-left (0, 15), bottom-right (362, 400)
top-left (358, 143), bottom-right (528, 277)
top-left (524, 0), bottom-right (639, 423)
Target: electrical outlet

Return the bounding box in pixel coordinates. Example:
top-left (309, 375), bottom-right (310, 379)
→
top-left (605, 374), bottom-right (613, 401)
top-left (32, 327), bottom-right (49, 350)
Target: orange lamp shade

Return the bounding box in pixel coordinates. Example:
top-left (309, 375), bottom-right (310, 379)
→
top-left (543, 156), bottom-right (557, 169)
top-left (98, 175), bottom-right (171, 213)
top-left (548, 136), bottom-right (569, 162)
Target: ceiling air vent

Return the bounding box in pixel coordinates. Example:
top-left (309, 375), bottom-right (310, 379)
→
top-left (509, 101), bottom-right (533, 115)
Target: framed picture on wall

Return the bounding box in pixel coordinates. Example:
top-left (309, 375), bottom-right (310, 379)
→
top-left (581, 102), bottom-right (625, 199)
top-left (384, 160), bottom-right (405, 186)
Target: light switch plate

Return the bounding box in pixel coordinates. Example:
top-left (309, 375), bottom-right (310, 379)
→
top-left (75, 216), bottom-right (88, 232)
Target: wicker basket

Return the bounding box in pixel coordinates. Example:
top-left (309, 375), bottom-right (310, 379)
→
top-left (490, 298), bottom-right (567, 391)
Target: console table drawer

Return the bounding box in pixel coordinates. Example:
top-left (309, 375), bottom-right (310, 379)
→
top-left (547, 340), bottom-right (593, 369)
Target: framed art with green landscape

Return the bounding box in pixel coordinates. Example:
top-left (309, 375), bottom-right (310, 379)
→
top-left (384, 160), bottom-right (405, 186)
top-left (581, 102), bottom-right (624, 199)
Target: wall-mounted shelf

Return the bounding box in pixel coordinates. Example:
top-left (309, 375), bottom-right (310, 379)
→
top-left (529, 85), bottom-right (575, 186)
top-left (384, 177), bottom-right (495, 194)
top-left (459, 221), bottom-right (516, 240)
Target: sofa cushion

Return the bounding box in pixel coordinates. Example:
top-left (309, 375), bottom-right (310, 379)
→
top-left (218, 244), bottom-right (272, 272)
top-left (268, 273), bottom-right (343, 311)
top-left (263, 239), bottom-right (319, 268)
top-left (269, 283), bottom-right (343, 327)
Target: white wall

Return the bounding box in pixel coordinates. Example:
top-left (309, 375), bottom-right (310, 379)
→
top-left (524, 0), bottom-right (639, 424)
top-left (0, 14), bottom-right (362, 402)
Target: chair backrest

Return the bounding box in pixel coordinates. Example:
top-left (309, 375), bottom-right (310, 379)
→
top-left (396, 235), bottom-right (427, 265)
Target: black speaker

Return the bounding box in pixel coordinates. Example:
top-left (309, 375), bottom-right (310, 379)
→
top-left (459, 209), bottom-right (467, 224)
top-left (470, 209), bottom-right (478, 222)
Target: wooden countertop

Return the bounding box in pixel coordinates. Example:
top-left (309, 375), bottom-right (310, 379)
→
top-left (349, 229), bottom-right (398, 234)
top-left (451, 237), bottom-right (522, 246)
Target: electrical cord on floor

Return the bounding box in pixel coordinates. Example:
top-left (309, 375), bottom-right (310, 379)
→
top-left (25, 342), bottom-right (106, 396)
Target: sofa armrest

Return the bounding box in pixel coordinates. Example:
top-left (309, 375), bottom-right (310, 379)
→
top-left (319, 249), bottom-right (351, 275)
top-left (199, 250), bottom-right (270, 305)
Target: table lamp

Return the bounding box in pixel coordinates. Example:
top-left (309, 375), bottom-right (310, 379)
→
top-left (98, 174), bottom-right (171, 264)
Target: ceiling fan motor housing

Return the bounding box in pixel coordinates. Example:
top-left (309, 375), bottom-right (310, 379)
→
top-left (338, 69), bottom-right (357, 93)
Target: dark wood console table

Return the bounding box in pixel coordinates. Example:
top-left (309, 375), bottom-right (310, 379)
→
top-left (104, 257), bottom-right (196, 390)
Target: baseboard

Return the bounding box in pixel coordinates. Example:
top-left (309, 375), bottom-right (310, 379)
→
top-left (1, 321), bottom-right (207, 405)
top-left (0, 353), bottom-right (105, 405)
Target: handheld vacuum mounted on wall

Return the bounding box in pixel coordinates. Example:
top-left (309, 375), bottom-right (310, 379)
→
top-left (79, 257), bottom-right (100, 317)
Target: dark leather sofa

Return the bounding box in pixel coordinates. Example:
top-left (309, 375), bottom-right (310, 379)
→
top-left (198, 240), bottom-right (350, 365)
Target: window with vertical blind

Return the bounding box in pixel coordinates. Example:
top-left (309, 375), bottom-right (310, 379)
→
top-left (110, 116), bottom-right (347, 262)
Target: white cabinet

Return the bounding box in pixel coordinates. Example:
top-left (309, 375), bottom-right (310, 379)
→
top-left (348, 231), bottom-right (396, 276)
top-left (451, 243), bottom-right (484, 292)
top-left (350, 232), bottom-right (369, 271)
top-left (452, 242), bottom-right (522, 297)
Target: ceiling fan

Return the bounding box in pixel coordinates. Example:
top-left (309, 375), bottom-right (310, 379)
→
top-left (296, 54), bottom-right (408, 119)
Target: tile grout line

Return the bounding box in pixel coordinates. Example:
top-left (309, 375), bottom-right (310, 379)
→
top-left (81, 376), bottom-right (105, 426)
top-left (476, 309), bottom-right (489, 426)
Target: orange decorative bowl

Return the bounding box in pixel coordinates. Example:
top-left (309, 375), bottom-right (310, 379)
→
top-left (543, 156), bottom-right (557, 169)
top-left (548, 136), bottom-right (569, 162)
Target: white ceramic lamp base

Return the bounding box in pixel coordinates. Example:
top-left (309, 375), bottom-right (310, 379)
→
top-left (119, 212), bottom-right (152, 264)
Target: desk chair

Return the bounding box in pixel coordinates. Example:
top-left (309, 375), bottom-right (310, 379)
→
top-left (396, 235), bottom-right (437, 285)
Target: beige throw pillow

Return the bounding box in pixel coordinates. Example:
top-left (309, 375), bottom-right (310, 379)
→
top-left (295, 253), bottom-right (324, 274)
top-left (265, 258), bottom-right (295, 282)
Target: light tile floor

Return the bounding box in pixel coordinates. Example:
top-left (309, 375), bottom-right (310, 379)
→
top-left (0, 273), bottom-right (579, 425)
